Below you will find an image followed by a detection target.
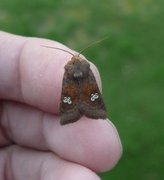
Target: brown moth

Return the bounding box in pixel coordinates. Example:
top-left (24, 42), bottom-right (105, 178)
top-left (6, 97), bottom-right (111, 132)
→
top-left (42, 44), bottom-right (107, 125)
top-left (60, 53), bottom-right (107, 125)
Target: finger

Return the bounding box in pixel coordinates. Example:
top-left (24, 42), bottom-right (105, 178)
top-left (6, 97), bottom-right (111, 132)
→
top-left (0, 145), bottom-right (101, 180)
top-left (0, 31), bottom-right (101, 113)
top-left (1, 101), bottom-right (122, 172)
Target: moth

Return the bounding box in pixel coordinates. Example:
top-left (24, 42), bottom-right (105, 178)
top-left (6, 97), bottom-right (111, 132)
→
top-left (42, 44), bottom-right (107, 125)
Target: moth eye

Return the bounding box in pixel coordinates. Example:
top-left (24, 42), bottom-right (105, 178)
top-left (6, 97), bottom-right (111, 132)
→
top-left (91, 93), bottom-right (99, 102)
top-left (63, 96), bottom-right (72, 104)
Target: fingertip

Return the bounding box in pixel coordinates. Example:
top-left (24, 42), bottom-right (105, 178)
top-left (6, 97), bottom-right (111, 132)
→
top-left (44, 117), bottom-right (122, 172)
top-left (73, 119), bottom-right (122, 172)
top-left (0, 32), bottom-right (103, 114)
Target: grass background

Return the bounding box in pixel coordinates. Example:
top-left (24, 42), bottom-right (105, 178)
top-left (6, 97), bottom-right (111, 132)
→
top-left (0, 0), bottom-right (163, 179)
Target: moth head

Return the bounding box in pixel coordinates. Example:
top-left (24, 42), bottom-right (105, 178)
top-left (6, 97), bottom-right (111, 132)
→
top-left (65, 55), bottom-right (90, 79)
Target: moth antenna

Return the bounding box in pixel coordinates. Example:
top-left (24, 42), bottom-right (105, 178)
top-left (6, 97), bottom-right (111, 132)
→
top-left (41, 45), bottom-right (75, 56)
top-left (77, 36), bottom-right (109, 56)
top-left (42, 36), bottom-right (108, 57)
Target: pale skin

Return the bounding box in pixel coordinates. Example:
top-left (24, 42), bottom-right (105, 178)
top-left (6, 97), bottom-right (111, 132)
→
top-left (0, 31), bottom-right (122, 180)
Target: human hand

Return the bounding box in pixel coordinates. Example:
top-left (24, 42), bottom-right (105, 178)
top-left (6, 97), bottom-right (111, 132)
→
top-left (0, 31), bottom-right (122, 180)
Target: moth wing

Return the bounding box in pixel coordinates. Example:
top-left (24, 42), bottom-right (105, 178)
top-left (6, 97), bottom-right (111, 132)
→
top-left (60, 73), bottom-right (81, 125)
top-left (80, 70), bottom-right (107, 119)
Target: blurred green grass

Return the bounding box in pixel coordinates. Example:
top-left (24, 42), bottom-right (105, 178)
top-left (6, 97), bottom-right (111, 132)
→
top-left (0, 0), bottom-right (163, 179)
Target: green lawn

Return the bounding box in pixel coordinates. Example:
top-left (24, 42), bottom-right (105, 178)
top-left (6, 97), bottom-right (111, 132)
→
top-left (1, 0), bottom-right (163, 179)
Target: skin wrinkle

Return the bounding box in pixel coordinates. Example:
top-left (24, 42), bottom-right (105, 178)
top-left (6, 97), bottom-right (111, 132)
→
top-left (17, 39), bottom-right (30, 103)
top-left (3, 162), bottom-right (6, 180)
top-left (4, 148), bottom-right (15, 180)
top-left (10, 147), bottom-right (17, 180)
top-left (1, 104), bottom-right (15, 144)
top-left (0, 33), bottom-right (26, 101)
top-left (0, 151), bottom-right (5, 180)
top-left (33, 111), bottom-right (49, 151)
top-left (30, 150), bottom-right (45, 180)
top-left (38, 157), bottom-right (46, 180)
top-left (42, 113), bottom-right (59, 151)
top-left (4, 151), bottom-right (11, 180)
top-left (40, 112), bottom-right (49, 150)
top-left (0, 122), bottom-right (11, 145)
top-left (0, 103), bottom-right (11, 145)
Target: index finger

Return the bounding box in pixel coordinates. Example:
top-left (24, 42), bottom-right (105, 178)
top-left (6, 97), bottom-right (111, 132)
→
top-left (0, 32), bottom-right (101, 114)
